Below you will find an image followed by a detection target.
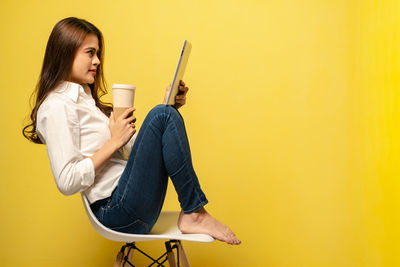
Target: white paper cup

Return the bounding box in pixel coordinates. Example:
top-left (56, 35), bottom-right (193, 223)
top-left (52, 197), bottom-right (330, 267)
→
top-left (112, 83), bottom-right (136, 120)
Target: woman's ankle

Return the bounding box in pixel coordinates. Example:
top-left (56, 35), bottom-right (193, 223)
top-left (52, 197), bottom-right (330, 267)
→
top-left (187, 207), bottom-right (208, 219)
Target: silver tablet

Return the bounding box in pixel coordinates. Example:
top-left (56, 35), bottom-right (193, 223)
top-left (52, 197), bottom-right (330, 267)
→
top-left (166, 40), bottom-right (192, 105)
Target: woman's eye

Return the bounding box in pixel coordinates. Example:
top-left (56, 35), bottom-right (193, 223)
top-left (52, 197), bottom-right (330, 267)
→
top-left (88, 51), bottom-right (95, 56)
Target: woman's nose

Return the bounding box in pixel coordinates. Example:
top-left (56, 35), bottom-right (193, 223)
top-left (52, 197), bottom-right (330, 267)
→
top-left (93, 54), bottom-right (100, 66)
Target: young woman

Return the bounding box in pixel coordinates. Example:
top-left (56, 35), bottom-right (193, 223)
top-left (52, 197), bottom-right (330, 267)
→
top-left (23, 17), bottom-right (240, 245)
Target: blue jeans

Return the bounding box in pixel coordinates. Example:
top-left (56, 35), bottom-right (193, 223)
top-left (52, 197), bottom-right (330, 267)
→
top-left (90, 105), bottom-right (208, 234)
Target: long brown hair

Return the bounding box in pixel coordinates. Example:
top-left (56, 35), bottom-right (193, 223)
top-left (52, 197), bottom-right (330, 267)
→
top-left (23, 17), bottom-right (112, 144)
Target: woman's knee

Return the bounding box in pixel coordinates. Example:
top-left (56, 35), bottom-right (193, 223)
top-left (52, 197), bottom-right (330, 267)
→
top-left (148, 104), bottom-right (182, 122)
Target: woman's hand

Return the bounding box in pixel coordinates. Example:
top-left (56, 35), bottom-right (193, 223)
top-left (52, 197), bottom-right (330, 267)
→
top-left (174, 80), bottom-right (189, 109)
top-left (109, 107), bottom-right (136, 148)
top-left (90, 107), bottom-right (136, 174)
top-left (162, 80), bottom-right (189, 109)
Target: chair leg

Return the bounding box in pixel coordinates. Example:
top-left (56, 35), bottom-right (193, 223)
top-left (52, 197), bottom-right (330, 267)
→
top-left (176, 241), bottom-right (190, 267)
top-left (114, 243), bottom-right (135, 267)
top-left (122, 244), bottom-right (135, 267)
top-left (167, 251), bottom-right (177, 267)
top-left (165, 241), bottom-right (178, 267)
top-left (127, 245), bottom-right (135, 262)
top-left (114, 251), bottom-right (123, 267)
top-left (114, 240), bottom-right (190, 267)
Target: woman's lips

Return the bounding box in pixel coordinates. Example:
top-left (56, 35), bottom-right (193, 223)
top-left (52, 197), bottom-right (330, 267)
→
top-left (89, 70), bottom-right (96, 75)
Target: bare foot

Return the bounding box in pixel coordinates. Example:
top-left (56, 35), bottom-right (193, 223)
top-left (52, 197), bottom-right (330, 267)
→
top-left (177, 208), bottom-right (241, 245)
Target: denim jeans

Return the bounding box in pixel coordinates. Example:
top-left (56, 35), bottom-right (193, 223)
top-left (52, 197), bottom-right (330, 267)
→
top-left (90, 105), bottom-right (208, 234)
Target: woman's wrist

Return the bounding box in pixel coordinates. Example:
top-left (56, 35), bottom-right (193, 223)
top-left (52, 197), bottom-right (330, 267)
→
top-left (90, 137), bottom-right (121, 174)
top-left (109, 137), bottom-right (123, 151)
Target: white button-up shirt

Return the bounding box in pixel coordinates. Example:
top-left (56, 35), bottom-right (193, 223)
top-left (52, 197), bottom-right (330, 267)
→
top-left (36, 81), bottom-right (136, 204)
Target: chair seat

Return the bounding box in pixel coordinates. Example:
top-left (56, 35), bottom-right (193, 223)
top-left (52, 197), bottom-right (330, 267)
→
top-left (81, 193), bottom-right (214, 243)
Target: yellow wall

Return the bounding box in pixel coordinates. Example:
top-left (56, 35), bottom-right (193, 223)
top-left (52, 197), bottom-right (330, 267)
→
top-left (0, 0), bottom-right (398, 266)
top-left (353, 1), bottom-right (400, 266)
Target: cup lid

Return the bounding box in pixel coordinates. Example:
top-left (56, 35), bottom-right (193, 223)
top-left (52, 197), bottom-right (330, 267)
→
top-left (112, 83), bottom-right (136, 90)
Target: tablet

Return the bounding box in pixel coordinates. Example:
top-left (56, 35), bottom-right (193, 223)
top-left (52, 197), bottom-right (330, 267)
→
top-left (166, 40), bottom-right (192, 105)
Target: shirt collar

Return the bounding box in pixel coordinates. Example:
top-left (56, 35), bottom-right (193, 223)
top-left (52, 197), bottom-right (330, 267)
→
top-left (54, 81), bottom-right (87, 103)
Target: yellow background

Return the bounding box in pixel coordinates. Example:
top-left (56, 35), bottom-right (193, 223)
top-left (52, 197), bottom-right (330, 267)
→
top-left (1, 0), bottom-right (399, 266)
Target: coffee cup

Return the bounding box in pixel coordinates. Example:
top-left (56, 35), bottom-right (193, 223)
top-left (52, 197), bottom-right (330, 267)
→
top-left (112, 83), bottom-right (136, 120)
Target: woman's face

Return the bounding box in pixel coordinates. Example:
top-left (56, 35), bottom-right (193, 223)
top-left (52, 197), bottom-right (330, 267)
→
top-left (69, 34), bottom-right (100, 85)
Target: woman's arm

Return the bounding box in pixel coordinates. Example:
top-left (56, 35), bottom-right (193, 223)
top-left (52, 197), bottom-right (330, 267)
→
top-left (90, 107), bottom-right (136, 174)
top-left (37, 100), bottom-right (95, 195)
top-left (37, 100), bottom-right (136, 195)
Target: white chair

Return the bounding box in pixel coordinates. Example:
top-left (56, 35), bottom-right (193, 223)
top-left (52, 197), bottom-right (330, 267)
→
top-left (81, 193), bottom-right (214, 266)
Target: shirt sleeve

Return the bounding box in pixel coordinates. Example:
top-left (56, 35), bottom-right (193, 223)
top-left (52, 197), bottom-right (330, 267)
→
top-left (37, 99), bottom-right (95, 196)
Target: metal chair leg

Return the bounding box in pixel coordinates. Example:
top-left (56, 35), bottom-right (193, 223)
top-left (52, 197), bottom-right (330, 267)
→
top-left (114, 240), bottom-right (192, 267)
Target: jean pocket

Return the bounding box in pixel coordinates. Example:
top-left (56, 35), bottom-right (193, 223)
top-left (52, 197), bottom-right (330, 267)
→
top-left (104, 195), bottom-right (123, 212)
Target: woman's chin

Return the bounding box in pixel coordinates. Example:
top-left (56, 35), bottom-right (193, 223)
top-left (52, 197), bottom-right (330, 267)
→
top-left (87, 77), bottom-right (95, 84)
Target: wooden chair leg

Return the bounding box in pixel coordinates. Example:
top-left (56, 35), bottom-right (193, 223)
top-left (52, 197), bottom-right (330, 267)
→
top-left (167, 250), bottom-right (177, 267)
top-left (127, 245), bottom-right (135, 262)
top-left (114, 251), bottom-right (123, 267)
top-left (176, 241), bottom-right (190, 267)
top-left (165, 241), bottom-right (178, 267)
top-left (122, 245), bottom-right (135, 267)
